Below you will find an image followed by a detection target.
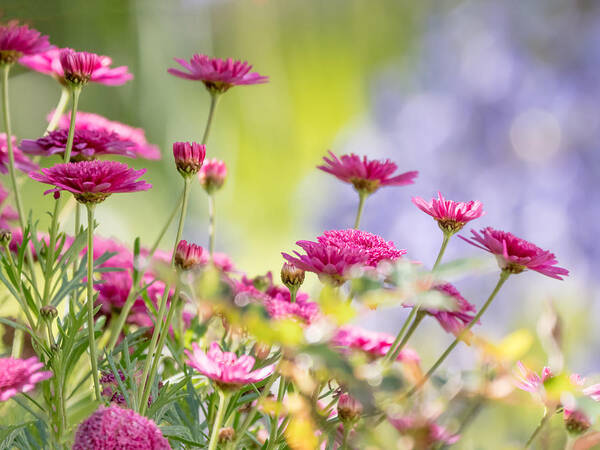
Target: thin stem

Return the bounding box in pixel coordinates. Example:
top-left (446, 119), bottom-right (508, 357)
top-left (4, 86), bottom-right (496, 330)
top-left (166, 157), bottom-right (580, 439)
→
top-left (342, 424), bottom-right (351, 449)
top-left (86, 205), bottom-right (101, 400)
top-left (353, 191), bottom-right (367, 229)
top-left (148, 190), bottom-right (184, 257)
top-left (383, 306), bottom-right (418, 364)
top-left (202, 93), bottom-right (220, 145)
top-left (433, 232), bottom-right (452, 271)
top-left (524, 408), bottom-right (551, 448)
top-left (11, 328), bottom-right (23, 358)
top-left (405, 271), bottom-right (510, 397)
top-left (45, 87), bottom-right (70, 135)
top-left (388, 312), bottom-right (424, 362)
top-left (267, 379), bottom-right (287, 449)
top-left (2, 242), bottom-right (36, 329)
top-left (63, 87), bottom-right (81, 163)
top-left (208, 193), bottom-right (215, 257)
top-left (208, 390), bottom-right (230, 450)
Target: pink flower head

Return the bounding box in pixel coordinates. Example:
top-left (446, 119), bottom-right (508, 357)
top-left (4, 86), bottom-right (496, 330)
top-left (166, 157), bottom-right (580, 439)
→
top-left (389, 416), bottom-right (459, 447)
top-left (318, 151), bottom-right (418, 195)
top-left (564, 408), bottom-right (591, 435)
top-left (460, 227), bottom-right (569, 279)
top-left (426, 283), bottom-right (477, 335)
top-left (0, 356), bottom-right (52, 401)
top-left (0, 21), bottom-right (51, 64)
top-left (263, 284), bottom-right (320, 324)
top-left (20, 47), bottom-right (132, 86)
top-left (88, 235), bottom-right (134, 270)
top-left (337, 393), bottom-right (363, 422)
top-left (0, 183), bottom-right (18, 228)
top-left (168, 54), bottom-right (268, 93)
top-left (173, 142), bottom-right (206, 176)
top-left (30, 160), bottom-right (151, 204)
top-left (331, 325), bottom-right (420, 363)
top-left (20, 128), bottom-right (136, 161)
top-left (198, 158), bottom-right (227, 193)
top-left (0, 133), bottom-right (38, 174)
top-left (73, 405), bottom-right (171, 450)
top-left (412, 192), bottom-right (484, 234)
top-left (185, 342), bottom-right (275, 390)
top-left (515, 361), bottom-right (553, 397)
top-left (174, 240), bottom-right (205, 270)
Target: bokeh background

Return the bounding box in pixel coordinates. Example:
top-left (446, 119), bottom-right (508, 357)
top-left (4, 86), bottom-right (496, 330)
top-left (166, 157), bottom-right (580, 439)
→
top-left (3, 0), bottom-right (600, 447)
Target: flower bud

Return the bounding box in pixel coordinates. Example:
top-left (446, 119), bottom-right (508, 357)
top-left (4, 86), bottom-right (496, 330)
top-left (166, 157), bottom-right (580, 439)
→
top-left (0, 229), bottom-right (12, 246)
top-left (337, 393), bottom-right (362, 423)
top-left (281, 263), bottom-right (305, 289)
top-left (59, 48), bottom-right (100, 87)
top-left (564, 408), bottom-right (591, 435)
top-left (218, 427), bottom-right (235, 443)
top-left (198, 158), bottom-right (227, 194)
top-left (252, 342), bottom-right (271, 360)
top-left (40, 305), bottom-right (58, 320)
top-left (174, 240), bottom-right (204, 271)
top-left (173, 142), bottom-right (206, 177)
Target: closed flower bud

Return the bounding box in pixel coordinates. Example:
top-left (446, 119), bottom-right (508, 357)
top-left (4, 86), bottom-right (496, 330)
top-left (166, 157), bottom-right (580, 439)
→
top-left (564, 409), bottom-right (591, 435)
top-left (252, 342), bottom-right (271, 360)
top-left (40, 305), bottom-right (58, 320)
top-left (0, 229), bottom-right (11, 246)
top-left (59, 48), bottom-right (101, 87)
top-left (198, 158), bottom-right (227, 194)
top-left (218, 427), bottom-right (235, 443)
top-left (174, 240), bottom-right (204, 270)
top-left (337, 393), bottom-right (362, 423)
top-left (281, 263), bottom-right (305, 289)
top-left (173, 142), bottom-right (206, 177)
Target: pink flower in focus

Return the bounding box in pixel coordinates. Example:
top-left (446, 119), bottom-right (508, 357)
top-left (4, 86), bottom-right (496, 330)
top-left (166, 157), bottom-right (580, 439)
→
top-left (318, 150), bottom-right (418, 194)
top-left (185, 342), bottom-right (275, 389)
top-left (0, 21), bottom-right (51, 64)
top-left (0, 133), bottom-right (38, 174)
top-left (460, 227), bottom-right (569, 279)
top-left (30, 160), bottom-right (151, 204)
top-left (72, 405), bottom-right (171, 450)
top-left (173, 142), bottom-right (206, 176)
top-left (412, 192), bottom-right (484, 234)
top-left (199, 158), bottom-right (227, 193)
top-left (0, 356), bottom-right (52, 401)
top-left (168, 54), bottom-right (268, 93)
top-left (174, 240), bottom-right (205, 270)
top-left (389, 416), bottom-right (459, 447)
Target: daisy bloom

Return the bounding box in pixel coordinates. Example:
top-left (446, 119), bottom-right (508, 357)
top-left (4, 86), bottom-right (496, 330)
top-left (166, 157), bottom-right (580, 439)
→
top-left (460, 227), bottom-right (569, 279)
top-left (0, 133), bottom-right (38, 174)
top-left (0, 356), bottom-right (52, 401)
top-left (168, 54), bottom-right (268, 94)
top-left (0, 21), bottom-right (51, 65)
top-left (318, 150), bottom-right (418, 195)
top-left (30, 160), bottom-right (151, 204)
top-left (185, 342), bottom-right (275, 390)
top-left (199, 158), bottom-right (227, 193)
top-left (412, 192), bottom-right (484, 234)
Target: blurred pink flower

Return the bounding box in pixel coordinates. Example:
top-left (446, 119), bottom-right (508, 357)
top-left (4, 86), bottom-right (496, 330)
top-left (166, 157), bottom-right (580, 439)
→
top-left (0, 21), bottom-right (51, 64)
top-left (264, 284), bottom-right (320, 324)
top-left (426, 283), bottom-right (477, 335)
top-left (412, 192), bottom-right (484, 234)
top-left (0, 183), bottom-right (18, 228)
top-left (460, 227), bottom-right (569, 279)
top-left (563, 408), bottom-right (591, 435)
top-left (318, 151), bottom-right (418, 194)
top-left (515, 361), bottom-right (552, 397)
top-left (0, 133), bottom-right (38, 174)
top-left (582, 384), bottom-right (600, 402)
top-left (0, 356), bottom-right (52, 401)
top-left (389, 415), bottom-right (459, 446)
top-left (199, 158), bottom-right (227, 193)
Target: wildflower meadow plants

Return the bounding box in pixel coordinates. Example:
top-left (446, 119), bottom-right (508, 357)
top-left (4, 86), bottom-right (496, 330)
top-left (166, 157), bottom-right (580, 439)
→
top-left (0, 18), bottom-right (591, 450)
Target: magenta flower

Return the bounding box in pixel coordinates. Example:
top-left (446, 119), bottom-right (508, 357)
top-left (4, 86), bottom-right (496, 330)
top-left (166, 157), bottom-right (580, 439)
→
top-left (389, 416), bottom-right (459, 446)
top-left (0, 183), bottom-right (18, 228)
top-left (262, 284), bottom-right (320, 324)
top-left (88, 235), bottom-right (134, 270)
top-left (318, 151), bottom-right (418, 194)
top-left (0, 356), bottom-right (52, 401)
top-left (20, 128), bottom-right (136, 161)
top-left (199, 158), bottom-right (227, 193)
top-left (0, 133), bottom-right (38, 174)
top-left (173, 142), bottom-right (206, 177)
top-left (20, 48), bottom-right (132, 86)
top-left (331, 325), bottom-right (420, 363)
top-left (174, 240), bottom-right (205, 270)
top-left (412, 192), bottom-right (484, 234)
top-left (460, 227), bottom-right (569, 279)
top-left (185, 342), bottom-right (275, 389)
top-left (73, 405), bottom-right (171, 450)
top-left (30, 160), bottom-right (151, 204)
top-left (168, 54), bottom-right (268, 93)
top-left (0, 21), bottom-right (51, 64)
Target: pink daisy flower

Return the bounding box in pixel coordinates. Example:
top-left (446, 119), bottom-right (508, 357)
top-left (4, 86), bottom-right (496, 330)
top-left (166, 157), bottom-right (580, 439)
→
top-left (317, 150), bottom-right (418, 194)
top-left (72, 405), bottom-right (171, 450)
top-left (515, 361), bottom-right (553, 397)
top-left (199, 158), bottom-right (227, 193)
top-left (168, 54), bottom-right (268, 93)
top-left (0, 133), bottom-right (38, 174)
top-left (389, 416), bottom-right (459, 446)
top-left (30, 160), bottom-right (151, 204)
top-left (460, 227), bottom-right (569, 279)
top-left (185, 342), bottom-right (275, 390)
top-left (0, 356), bottom-right (52, 401)
top-left (174, 240), bottom-right (205, 270)
top-left (0, 21), bottom-right (51, 64)
top-left (173, 142), bottom-right (206, 177)
top-left (412, 192), bottom-right (484, 234)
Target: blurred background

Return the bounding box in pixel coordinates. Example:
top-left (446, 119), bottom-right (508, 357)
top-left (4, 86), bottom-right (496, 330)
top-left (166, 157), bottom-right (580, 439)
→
top-left (3, 0), bottom-right (600, 447)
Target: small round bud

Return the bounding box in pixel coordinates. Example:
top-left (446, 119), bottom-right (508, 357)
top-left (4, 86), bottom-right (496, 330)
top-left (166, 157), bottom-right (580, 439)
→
top-left (174, 240), bottom-right (205, 271)
top-left (0, 229), bottom-right (12, 245)
top-left (281, 263), bottom-right (305, 289)
top-left (252, 342), bottom-right (271, 360)
top-left (173, 142), bottom-right (206, 177)
top-left (59, 48), bottom-right (100, 87)
top-left (198, 158), bottom-right (227, 194)
top-left (218, 427), bottom-right (235, 443)
top-left (40, 305), bottom-right (58, 320)
top-left (337, 393), bottom-right (362, 423)
top-left (564, 409), bottom-right (591, 435)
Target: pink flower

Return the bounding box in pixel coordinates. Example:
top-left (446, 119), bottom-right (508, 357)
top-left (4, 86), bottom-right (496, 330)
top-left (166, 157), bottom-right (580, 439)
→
top-left (173, 142), bottom-right (206, 176)
top-left (30, 160), bottom-right (151, 204)
top-left (331, 325), bottom-right (420, 363)
top-left (0, 183), bottom-right (18, 228)
top-left (389, 416), bottom-right (459, 447)
top-left (20, 48), bottom-right (132, 86)
top-left (0, 356), bottom-right (52, 401)
top-left (515, 361), bottom-right (553, 397)
top-left (418, 283), bottom-right (477, 335)
top-left (460, 227), bottom-right (569, 279)
top-left (0, 21), bottom-right (51, 64)
top-left (73, 405), bottom-right (171, 450)
top-left (412, 192), bottom-right (484, 234)
top-left (20, 128), bottom-right (136, 161)
top-left (337, 393), bottom-right (363, 422)
top-left (174, 240), bottom-right (205, 270)
top-left (199, 158), bottom-right (227, 193)
top-left (564, 408), bottom-right (591, 435)
top-left (185, 342), bottom-right (275, 389)
top-left (0, 133), bottom-right (38, 174)
top-left (317, 151), bottom-right (418, 194)
top-left (88, 235), bottom-right (134, 270)
top-left (582, 384), bottom-right (600, 402)
top-left (168, 54), bottom-right (268, 93)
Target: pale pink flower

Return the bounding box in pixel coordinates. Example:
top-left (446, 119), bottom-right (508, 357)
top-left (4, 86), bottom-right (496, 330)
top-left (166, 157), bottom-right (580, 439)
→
top-left (0, 133), bottom-right (38, 174)
top-left (389, 416), bottom-right (459, 447)
top-left (582, 384), bottom-right (600, 402)
top-left (515, 361), bottom-right (553, 397)
top-left (0, 356), bottom-right (52, 401)
top-left (412, 192), bottom-right (484, 234)
top-left (198, 158), bottom-right (227, 193)
top-left (0, 21), bottom-right (51, 64)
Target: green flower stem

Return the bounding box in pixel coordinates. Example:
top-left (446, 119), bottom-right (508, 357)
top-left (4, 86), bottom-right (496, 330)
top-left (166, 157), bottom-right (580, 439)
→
top-left (1, 242), bottom-right (36, 329)
top-left (45, 87), bottom-right (70, 135)
top-left (353, 191), bottom-right (368, 229)
top-left (433, 232), bottom-right (452, 271)
top-left (208, 390), bottom-right (230, 450)
top-left (387, 311), bottom-right (425, 363)
top-left (341, 423), bottom-right (351, 449)
top-left (62, 87), bottom-right (80, 163)
top-left (202, 93), bottom-right (220, 145)
top-left (524, 408), bottom-right (552, 448)
top-left (267, 378), bottom-right (288, 450)
top-left (85, 204), bottom-right (101, 400)
top-left (148, 190), bottom-right (184, 257)
top-left (208, 193), bottom-right (216, 257)
top-left (383, 306), bottom-right (418, 364)
top-left (405, 271), bottom-right (510, 397)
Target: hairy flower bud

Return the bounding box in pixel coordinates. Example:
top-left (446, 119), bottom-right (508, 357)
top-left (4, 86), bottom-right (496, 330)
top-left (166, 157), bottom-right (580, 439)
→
top-left (198, 158), bottom-right (227, 194)
top-left (281, 263), bottom-right (305, 289)
top-left (337, 393), bottom-right (363, 423)
top-left (40, 305), bottom-right (58, 320)
top-left (174, 240), bottom-right (204, 270)
top-left (173, 142), bottom-right (206, 177)
top-left (218, 427), bottom-right (235, 443)
top-left (0, 229), bottom-right (11, 246)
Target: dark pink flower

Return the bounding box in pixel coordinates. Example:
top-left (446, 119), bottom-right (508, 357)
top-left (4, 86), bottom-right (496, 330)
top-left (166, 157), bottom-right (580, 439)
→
top-left (168, 54), bottom-right (268, 93)
top-left (29, 160), bottom-right (151, 204)
top-left (185, 342), bottom-right (275, 389)
top-left (72, 405), bottom-right (171, 450)
top-left (0, 133), bottom-right (38, 174)
top-left (20, 47), bottom-right (132, 86)
top-left (318, 151), bottom-right (418, 194)
top-left (460, 227), bottom-right (569, 279)
top-left (0, 356), bottom-right (52, 401)
top-left (198, 158), bottom-right (227, 193)
top-left (173, 142), bottom-right (206, 176)
top-left (174, 240), bottom-right (205, 270)
top-left (0, 21), bottom-right (51, 64)
top-left (419, 283), bottom-right (477, 335)
top-left (412, 192), bottom-right (484, 234)
top-left (389, 416), bottom-right (459, 446)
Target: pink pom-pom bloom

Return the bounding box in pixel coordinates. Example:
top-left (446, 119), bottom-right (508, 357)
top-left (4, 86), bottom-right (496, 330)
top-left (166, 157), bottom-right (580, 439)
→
top-left (460, 227), bottom-right (569, 279)
top-left (30, 160), bottom-right (151, 204)
top-left (185, 342), bottom-right (275, 390)
top-left (174, 240), bottom-right (205, 270)
top-left (0, 133), bottom-right (38, 174)
top-left (199, 158), bottom-right (227, 193)
top-left (168, 54), bottom-right (268, 94)
top-left (0, 356), bottom-right (52, 401)
top-left (0, 21), bottom-right (51, 64)
top-left (389, 416), bottom-right (459, 446)
top-left (73, 405), bottom-right (171, 450)
top-left (20, 47), bottom-right (132, 86)
top-left (173, 142), bottom-right (206, 177)
top-left (412, 192), bottom-right (484, 234)
top-left (318, 150), bottom-right (418, 195)
top-left (331, 325), bottom-right (420, 363)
